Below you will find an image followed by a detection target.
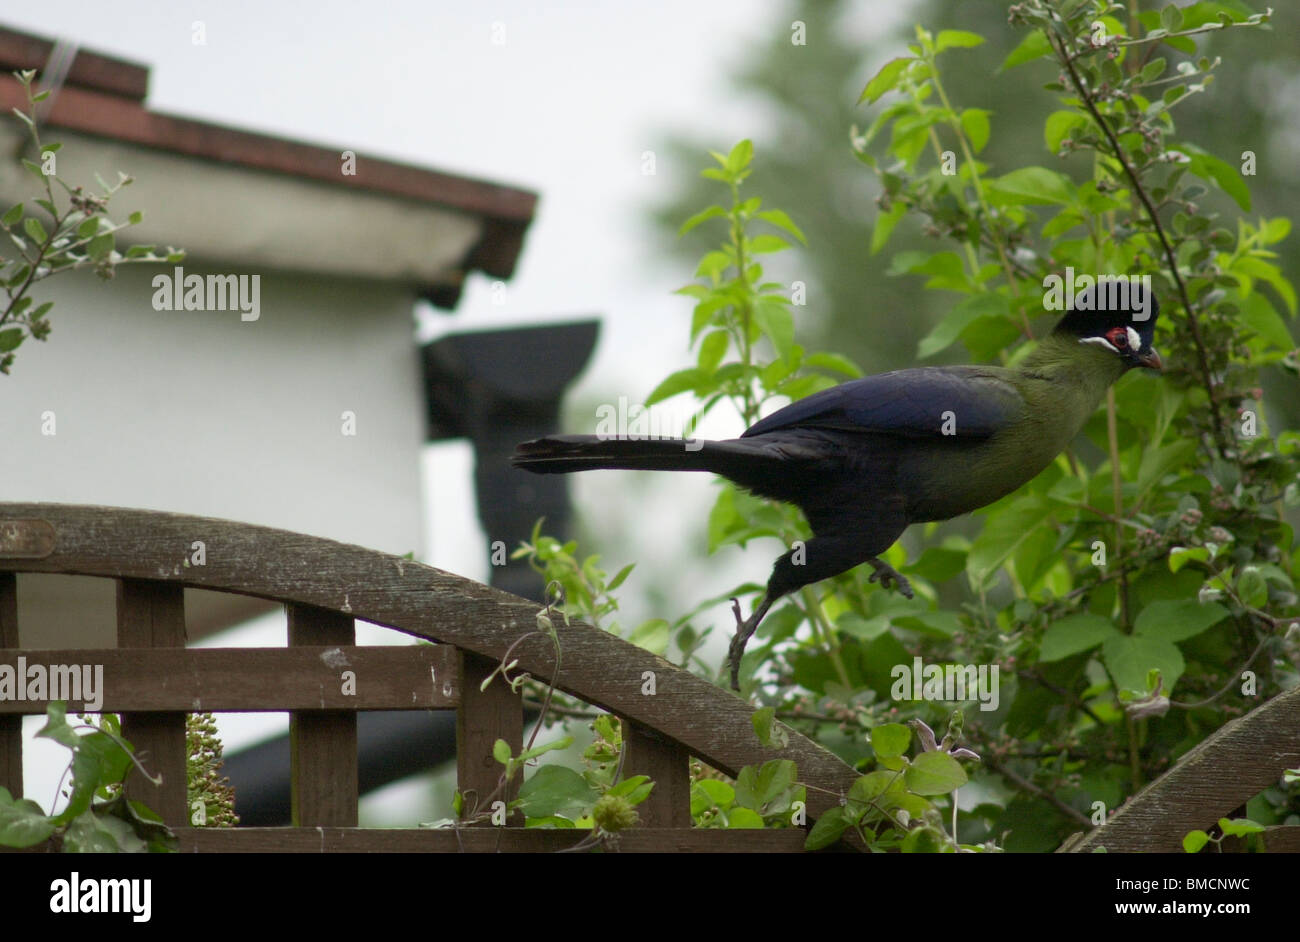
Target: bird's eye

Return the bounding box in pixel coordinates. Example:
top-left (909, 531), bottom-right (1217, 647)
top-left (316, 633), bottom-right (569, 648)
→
top-left (1107, 327), bottom-right (1129, 349)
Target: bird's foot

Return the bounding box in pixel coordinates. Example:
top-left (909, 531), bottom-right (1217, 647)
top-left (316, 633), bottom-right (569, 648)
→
top-left (868, 558), bottom-right (914, 599)
top-left (727, 597), bottom-right (767, 692)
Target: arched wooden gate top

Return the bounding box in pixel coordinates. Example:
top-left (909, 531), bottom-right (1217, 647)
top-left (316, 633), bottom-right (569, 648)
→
top-left (0, 502), bottom-right (860, 848)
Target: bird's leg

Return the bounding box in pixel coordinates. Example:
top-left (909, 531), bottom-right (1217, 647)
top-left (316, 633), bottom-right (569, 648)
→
top-left (728, 594), bottom-right (774, 692)
top-left (867, 557), bottom-right (914, 599)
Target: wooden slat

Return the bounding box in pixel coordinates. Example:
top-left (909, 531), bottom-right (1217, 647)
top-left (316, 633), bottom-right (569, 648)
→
top-left (457, 651), bottom-right (522, 824)
top-left (288, 604), bottom-right (357, 828)
top-left (621, 720), bottom-right (691, 828)
top-left (0, 646), bottom-right (457, 712)
top-left (116, 580), bottom-right (188, 826)
top-left (1063, 684), bottom-right (1300, 852)
top-left (1262, 826), bottom-right (1300, 852)
top-left (0, 504), bottom-right (863, 825)
top-left (173, 826), bottom-right (809, 853)
top-left (0, 574), bottom-right (20, 799)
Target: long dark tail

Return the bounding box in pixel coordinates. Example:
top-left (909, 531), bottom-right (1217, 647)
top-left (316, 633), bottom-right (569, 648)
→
top-left (512, 434), bottom-right (768, 478)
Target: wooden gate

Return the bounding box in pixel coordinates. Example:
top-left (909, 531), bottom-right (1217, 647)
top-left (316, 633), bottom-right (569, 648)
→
top-left (0, 503), bottom-right (861, 852)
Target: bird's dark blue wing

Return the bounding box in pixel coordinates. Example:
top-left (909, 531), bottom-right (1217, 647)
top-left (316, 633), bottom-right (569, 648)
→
top-left (741, 366), bottom-right (1025, 440)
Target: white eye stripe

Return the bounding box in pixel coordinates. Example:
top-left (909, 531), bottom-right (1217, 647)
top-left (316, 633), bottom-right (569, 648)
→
top-left (1080, 335), bottom-right (1119, 354)
top-left (1126, 326), bottom-right (1141, 351)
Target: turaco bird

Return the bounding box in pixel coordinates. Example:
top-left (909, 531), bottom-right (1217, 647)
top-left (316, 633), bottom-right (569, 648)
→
top-left (513, 284), bottom-right (1161, 689)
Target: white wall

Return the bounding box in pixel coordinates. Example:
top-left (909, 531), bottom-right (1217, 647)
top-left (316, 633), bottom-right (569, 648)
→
top-left (2, 263), bottom-right (426, 555)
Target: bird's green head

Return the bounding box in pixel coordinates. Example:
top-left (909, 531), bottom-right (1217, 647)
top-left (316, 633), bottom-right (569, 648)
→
top-left (1052, 280), bottom-right (1162, 372)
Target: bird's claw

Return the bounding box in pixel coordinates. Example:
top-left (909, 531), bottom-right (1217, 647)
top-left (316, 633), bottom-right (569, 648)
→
top-left (728, 598), bottom-right (760, 692)
top-left (868, 560), bottom-right (914, 599)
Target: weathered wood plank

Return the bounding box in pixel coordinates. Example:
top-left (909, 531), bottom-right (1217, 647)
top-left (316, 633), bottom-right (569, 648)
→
top-left (1262, 826), bottom-right (1300, 853)
top-left (0, 646), bottom-right (457, 712)
top-left (173, 826), bottom-right (809, 853)
top-left (288, 605), bottom-right (357, 828)
top-left (1063, 684), bottom-right (1300, 852)
top-left (0, 574), bottom-right (20, 799)
top-left (0, 504), bottom-right (862, 823)
top-left (457, 650), bottom-right (522, 824)
top-left (621, 720), bottom-right (691, 828)
top-left (116, 580), bottom-right (188, 826)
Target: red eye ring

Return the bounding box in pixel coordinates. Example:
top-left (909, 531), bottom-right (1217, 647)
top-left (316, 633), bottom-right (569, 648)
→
top-left (1106, 327), bottom-right (1130, 349)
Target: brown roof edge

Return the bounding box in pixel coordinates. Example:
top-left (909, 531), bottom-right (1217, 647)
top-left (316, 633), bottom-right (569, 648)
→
top-left (0, 25), bottom-right (149, 101)
top-left (0, 25), bottom-right (538, 294)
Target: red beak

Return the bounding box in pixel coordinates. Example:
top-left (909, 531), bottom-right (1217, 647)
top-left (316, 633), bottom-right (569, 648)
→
top-left (1138, 348), bottom-right (1163, 372)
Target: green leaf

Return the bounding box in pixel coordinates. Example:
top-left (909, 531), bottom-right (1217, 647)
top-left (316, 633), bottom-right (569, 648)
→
top-left (697, 329), bottom-right (729, 374)
top-left (748, 233), bottom-right (790, 254)
top-left (76, 216), bottom-right (100, 238)
top-left (517, 736), bottom-right (574, 763)
top-left (804, 352), bottom-right (863, 378)
top-left (935, 30), bottom-right (985, 51)
top-left (905, 751), bottom-right (968, 795)
top-left (1178, 142), bottom-right (1250, 211)
top-left (0, 790), bottom-right (56, 848)
top-left (88, 233), bottom-right (115, 261)
top-left (628, 618), bottom-right (669, 655)
top-left (606, 563), bottom-right (635, 592)
top-left (960, 108), bottom-right (991, 154)
top-left (1161, 3), bottom-right (1184, 31)
top-left (492, 739), bottom-right (512, 764)
top-left (516, 765), bottom-right (598, 819)
top-left (1102, 634), bottom-right (1184, 695)
top-left (726, 806), bottom-right (765, 828)
top-left (128, 211), bottom-right (143, 225)
top-left (755, 209), bottom-right (807, 245)
top-left (751, 706), bottom-right (790, 749)
top-left (644, 367), bottom-right (704, 406)
top-left (805, 807), bottom-right (849, 850)
top-left (678, 205), bottom-right (727, 236)
top-left (870, 201), bottom-right (907, 255)
top-left (988, 166), bottom-right (1075, 206)
top-left (871, 723), bottom-right (912, 760)
top-left (904, 546), bottom-right (967, 582)
top-left (999, 31), bottom-right (1052, 71)
top-left (1218, 817), bottom-right (1266, 837)
top-left (859, 57), bottom-right (913, 104)
top-left (0, 329), bottom-right (23, 353)
top-left (1040, 614), bottom-right (1121, 661)
top-left (1233, 256), bottom-right (1298, 315)
top-left (35, 702), bottom-right (79, 749)
top-left (1, 203), bottom-right (21, 227)
top-left (694, 779), bottom-right (735, 812)
top-left (1140, 57), bottom-right (1167, 83)
top-left (1133, 599), bottom-right (1227, 642)
top-left (1183, 829), bottom-right (1210, 853)
top-left (23, 216), bottom-right (47, 244)
top-left (1168, 546), bottom-right (1209, 572)
top-left (63, 809), bottom-right (145, 853)
top-left (1044, 110), bottom-right (1087, 153)
top-left (893, 610), bottom-right (963, 639)
top-left (917, 292), bottom-right (1010, 358)
top-left (725, 139), bottom-right (753, 175)
top-left (1240, 293), bottom-right (1294, 351)
top-left (606, 775), bottom-right (655, 806)
top-left (753, 298), bottom-right (794, 362)
top-left (735, 759), bottom-right (798, 812)
top-left (966, 496), bottom-right (1053, 587)
top-left (1235, 567), bottom-right (1269, 608)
